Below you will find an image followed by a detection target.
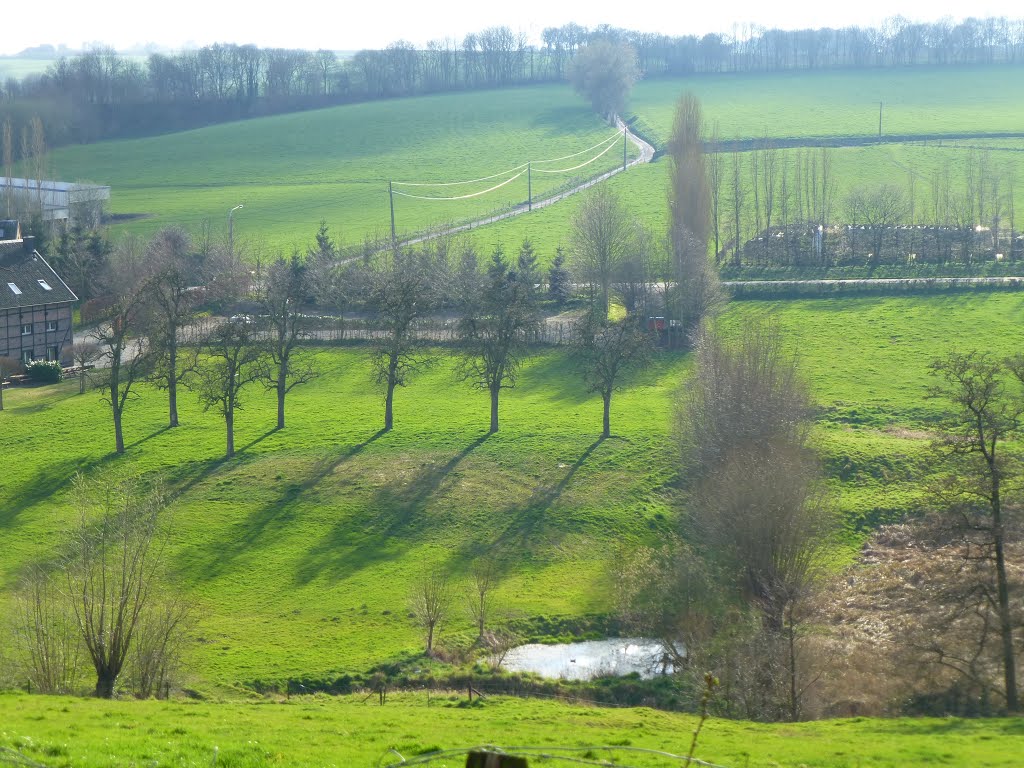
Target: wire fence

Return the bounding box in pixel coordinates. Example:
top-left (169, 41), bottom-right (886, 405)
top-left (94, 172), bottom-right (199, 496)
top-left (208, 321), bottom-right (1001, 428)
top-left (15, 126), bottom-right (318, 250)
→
top-left (177, 317), bottom-right (586, 348)
top-left (378, 744), bottom-right (731, 768)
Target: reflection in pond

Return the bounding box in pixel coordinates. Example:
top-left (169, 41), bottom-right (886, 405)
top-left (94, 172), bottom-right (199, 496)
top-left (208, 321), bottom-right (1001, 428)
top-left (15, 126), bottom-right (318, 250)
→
top-left (503, 638), bottom-right (672, 680)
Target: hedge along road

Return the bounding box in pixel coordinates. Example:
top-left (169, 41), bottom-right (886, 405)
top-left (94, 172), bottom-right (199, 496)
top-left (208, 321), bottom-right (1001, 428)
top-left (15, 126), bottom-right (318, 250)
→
top-left (398, 116), bottom-right (656, 249)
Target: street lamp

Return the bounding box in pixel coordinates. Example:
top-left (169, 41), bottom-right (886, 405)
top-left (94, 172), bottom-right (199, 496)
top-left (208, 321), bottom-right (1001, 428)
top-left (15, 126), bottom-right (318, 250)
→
top-left (228, 204), bottom-right (244, 256)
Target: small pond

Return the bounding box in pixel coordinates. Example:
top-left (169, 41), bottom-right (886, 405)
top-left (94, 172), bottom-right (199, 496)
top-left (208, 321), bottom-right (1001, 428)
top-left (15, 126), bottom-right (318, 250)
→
top-left (503, 637), bottom-right (672, 681)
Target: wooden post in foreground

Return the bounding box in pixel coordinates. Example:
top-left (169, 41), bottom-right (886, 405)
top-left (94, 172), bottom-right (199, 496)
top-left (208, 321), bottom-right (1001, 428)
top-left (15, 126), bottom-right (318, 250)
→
top-left (465, 752), bottom-right (528, 768)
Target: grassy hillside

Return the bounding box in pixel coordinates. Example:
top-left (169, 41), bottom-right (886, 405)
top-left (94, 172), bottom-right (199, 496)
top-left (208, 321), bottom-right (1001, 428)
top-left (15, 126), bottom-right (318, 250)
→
top-left (38, 65), bottom-right (1023, 260)
top-left (471, 137), bottom-right (1024, 265)
top-left (632, 65), bottom-right (1024, 141)
top-left (3, 294), bottom-right (1023, 685)
top-left (48, 85), bottom-right (638, 252)
top-left (1, 693), bottom-right (1021, 767)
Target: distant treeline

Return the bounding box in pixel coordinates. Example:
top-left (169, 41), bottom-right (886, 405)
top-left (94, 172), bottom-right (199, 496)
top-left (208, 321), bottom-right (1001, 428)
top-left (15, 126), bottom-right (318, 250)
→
top-left (2, 16), bottom-right (1024, 149)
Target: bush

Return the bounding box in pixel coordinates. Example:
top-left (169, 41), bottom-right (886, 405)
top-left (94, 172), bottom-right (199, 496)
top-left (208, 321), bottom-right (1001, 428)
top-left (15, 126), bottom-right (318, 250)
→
top-left (26, 360), bottom-right (63, 384)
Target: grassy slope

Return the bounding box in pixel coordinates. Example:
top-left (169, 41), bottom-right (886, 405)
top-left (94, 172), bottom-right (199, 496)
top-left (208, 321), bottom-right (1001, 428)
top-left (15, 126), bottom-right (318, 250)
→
top-left (632, 65), bottom-right (1024, 140)
top-left (472, 137), bottom-right (1024, 265)
top-left (1, 347), bottom-right (682, 683)
top-left (0, 693), bottom-right (1021, 768)
top-left (41, 66), bottom-right (1024, 260)
top-left (48, 85), bottom-right (637, 252)
top-left (4, 294), bottom-right (1024, 684)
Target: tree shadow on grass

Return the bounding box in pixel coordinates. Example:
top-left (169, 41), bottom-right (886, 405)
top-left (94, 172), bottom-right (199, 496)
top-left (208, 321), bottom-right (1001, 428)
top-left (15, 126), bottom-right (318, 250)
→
top-left (444, 435), bottom-right (606, 572)
top-left (292, 432), bottom-right (492, 585)
top-left (125, 424), bottom-right (172, 451)
top-left (183, 429), bottom-right (388, 581)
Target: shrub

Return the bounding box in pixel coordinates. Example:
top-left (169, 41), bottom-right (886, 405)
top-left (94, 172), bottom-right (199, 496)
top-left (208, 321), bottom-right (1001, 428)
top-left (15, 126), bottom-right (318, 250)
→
top-left (26, 360), bottom-right (63, 384)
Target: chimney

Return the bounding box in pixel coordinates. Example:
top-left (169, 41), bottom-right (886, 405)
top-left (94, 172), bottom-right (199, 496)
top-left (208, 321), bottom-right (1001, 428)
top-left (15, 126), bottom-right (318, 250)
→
top-left (22, 235), bottom-right (36, 253)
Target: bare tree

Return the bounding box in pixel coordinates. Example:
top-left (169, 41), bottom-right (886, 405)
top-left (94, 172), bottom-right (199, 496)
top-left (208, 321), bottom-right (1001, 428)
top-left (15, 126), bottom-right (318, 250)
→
top-left (367, 249), bottom-right (436, 431)
top-left (143, 227), bottom-right (201, 427)
top-left (257, 255), bottom-right (317, 430)
top-left (573, 313), bottom-right (654, 438)
top-left (10, 564), bottom-right (83, 694)
top-left (2, 118), bottom-right (12, 218)
top-left (679, 320), bottom-right (834, 720)
top-left (127, 594), bottom-right (191, 698)
top-left (570, 186), bottom-right (635, 318)
top-left (62, 472), bottom-right (170, 698)
top-left (467, 561), bottom-right (500, 639)
top-left (93, 242), bottom-right (152, 454)
top-left (457, 249), bottom-right (539, 433)
top-left (193, 321), bottom-right (265, 458)
top-left (411, 570), bottom-right (452, 656)
top-left (667, 92), bottom-right (722, 338)
top-left (845, 184), bottom-right (908, 265)
top-left (928, 351), bottom-right (1021, 712)
top-left (69, 341), bottom-right (101, 394)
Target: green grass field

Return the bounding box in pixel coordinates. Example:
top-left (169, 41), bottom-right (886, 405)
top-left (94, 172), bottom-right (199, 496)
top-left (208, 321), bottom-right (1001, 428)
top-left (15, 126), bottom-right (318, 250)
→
top-left (470, 137), bottom-right (1024, 266)
top-left (0, 693), bottom-right (1021, 768)
top-left (47, 85), bottom-right (638, 253)
top-left (3, 293), bottom-right (1022, 686)
top-left (32, 64), bottom-right (1023, 260)
top-left (632, 65), bottom-right (1024, 141)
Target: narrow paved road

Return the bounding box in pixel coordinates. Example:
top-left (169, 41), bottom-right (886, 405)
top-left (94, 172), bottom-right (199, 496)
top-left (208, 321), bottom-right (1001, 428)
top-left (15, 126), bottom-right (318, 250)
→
top-left (399, 118), bottom-right (656, 248)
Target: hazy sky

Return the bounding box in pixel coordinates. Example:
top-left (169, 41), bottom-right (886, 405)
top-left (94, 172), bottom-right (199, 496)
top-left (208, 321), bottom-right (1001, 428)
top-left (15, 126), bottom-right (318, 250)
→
top-left (3, 0), bottom-right (1021, 56)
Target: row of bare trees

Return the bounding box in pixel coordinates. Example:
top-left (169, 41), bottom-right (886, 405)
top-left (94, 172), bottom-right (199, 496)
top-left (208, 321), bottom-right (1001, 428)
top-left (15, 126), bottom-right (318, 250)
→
top-left (715, 142), bottom-right (1020, 269)
top-left (4, 16), bottom-right (1024, 149)
top-left (72, 220), bottom-right (663, 459)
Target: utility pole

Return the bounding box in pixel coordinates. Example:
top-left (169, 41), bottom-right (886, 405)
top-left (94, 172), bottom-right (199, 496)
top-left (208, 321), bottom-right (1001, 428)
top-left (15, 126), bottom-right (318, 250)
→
top-left (878, 101), bottom-right (883, 139)
top-left (527, 162), bottom-right (532, 212)
top-left (228, 204), bottom-right (243, 258)
top-left (388, 181), bottom-right (396, 245)
top-left (623, 126), bottom-right (628, 170)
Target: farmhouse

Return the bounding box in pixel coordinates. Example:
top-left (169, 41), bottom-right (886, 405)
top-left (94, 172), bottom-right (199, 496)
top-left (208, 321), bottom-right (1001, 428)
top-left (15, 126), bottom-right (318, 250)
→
top-left (0, 220), bottom-right (77, 365)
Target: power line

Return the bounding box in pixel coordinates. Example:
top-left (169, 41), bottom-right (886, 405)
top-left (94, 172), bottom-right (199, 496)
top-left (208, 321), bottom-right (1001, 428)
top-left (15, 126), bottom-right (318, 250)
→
top-left (532, 138), bottom-right (622, 174)
top-left (532, 131), bottom-right (622, 164)
top-left (392, 169), bottom-right (527, 201)
top-left (393, 164), bottom-right (528, 188)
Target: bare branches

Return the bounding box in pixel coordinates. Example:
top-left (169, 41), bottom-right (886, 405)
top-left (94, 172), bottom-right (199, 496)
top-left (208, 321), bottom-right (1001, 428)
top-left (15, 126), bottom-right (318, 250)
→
top-left (411, 570), bottom-right (452, 657)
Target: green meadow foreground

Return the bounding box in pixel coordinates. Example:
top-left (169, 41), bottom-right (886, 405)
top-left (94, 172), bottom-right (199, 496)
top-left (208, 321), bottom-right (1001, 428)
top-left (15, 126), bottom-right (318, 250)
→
top-left (4, 293), bottom-right (1024, 685)
top-left (0, 693), bottom-right (1021, 768)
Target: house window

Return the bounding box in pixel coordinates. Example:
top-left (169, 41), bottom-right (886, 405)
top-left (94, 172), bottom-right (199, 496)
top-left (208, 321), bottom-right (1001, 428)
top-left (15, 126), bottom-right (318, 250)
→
top-left (7, 282), bottom-right (21, 295)
top-left (46, 320), bottom-right (57, 332)
top-left (48, 346), bottom-right (60, 362)
top-left (21, 350), bottom-right (32, 364)
top-left (21, 323), bottom-right (32, 335)
top-left (38, 279), bottom-right (52, 291)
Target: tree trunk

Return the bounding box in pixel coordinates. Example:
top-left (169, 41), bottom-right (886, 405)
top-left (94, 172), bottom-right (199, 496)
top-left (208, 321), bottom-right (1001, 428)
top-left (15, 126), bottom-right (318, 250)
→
top-left (602, 391), bottom-right (611, 438)
top-left (277, 365), bottom-right (287, 430)
top-left (384, 354), bottom-right (398, 431)
top-left (994, 535), bottom-right (1018, 711)
top-left (225, 407), bottom-right (235, 458)
top-left (384, 380), bottom-right (396, 432)
top-left (95, 667), bottom-right (116, 698)
top-left (489, 385), bottom-right (500, 433)
top-left (113, 403), bottom-right (125, 454)
top-left (79, 370), bottom-right (86, 395)
top-left (168, 339), bottom-right (179, 427)
top-left (787, 604), bottom-right (799, 722)
top-left (991, 480), bottom-right (1019, 711)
